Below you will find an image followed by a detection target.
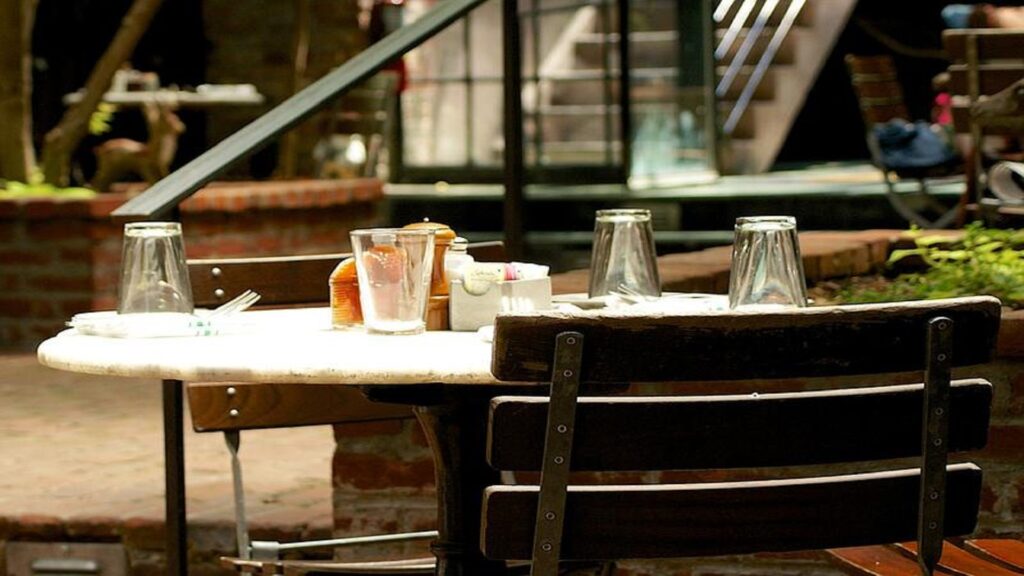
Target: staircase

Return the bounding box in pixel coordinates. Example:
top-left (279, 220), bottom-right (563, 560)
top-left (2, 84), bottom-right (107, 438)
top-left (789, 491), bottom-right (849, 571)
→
top-left (716, 0), bottom-right (857, 173)
top-left (525, 0), bottom-right (856, 175)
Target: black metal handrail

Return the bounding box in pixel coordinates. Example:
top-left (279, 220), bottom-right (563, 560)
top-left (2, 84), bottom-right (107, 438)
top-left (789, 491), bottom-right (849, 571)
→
top-left (113, 0), bottom-right (504, 219)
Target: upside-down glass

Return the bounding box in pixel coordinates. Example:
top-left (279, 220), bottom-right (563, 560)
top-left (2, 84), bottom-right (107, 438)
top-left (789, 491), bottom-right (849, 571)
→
top-left (117, 222), bottom-right (194, 314)
top-left (728, 216), bottom-right (807, 310)
top-left (588, 209), bottom-right (661, 299)
top-left (350, 228), bottom-right (435, 334)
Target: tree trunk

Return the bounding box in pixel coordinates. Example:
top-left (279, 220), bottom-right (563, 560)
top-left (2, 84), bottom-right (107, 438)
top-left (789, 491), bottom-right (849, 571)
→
top-left (0, 0), bottom-right (37, 182)
top-left (40, 0), bottom-right (164, 186)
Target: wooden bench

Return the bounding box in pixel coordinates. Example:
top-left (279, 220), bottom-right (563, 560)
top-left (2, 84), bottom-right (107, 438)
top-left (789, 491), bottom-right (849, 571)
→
top-left (942, 29), bottom-right (1024, 219)
top-left (482, 297), bottom-right (1003, 575)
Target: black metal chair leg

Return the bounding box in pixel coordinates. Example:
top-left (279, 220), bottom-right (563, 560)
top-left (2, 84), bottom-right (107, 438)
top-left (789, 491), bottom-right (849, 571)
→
top-left (163, 379), bottom-right (188, 576)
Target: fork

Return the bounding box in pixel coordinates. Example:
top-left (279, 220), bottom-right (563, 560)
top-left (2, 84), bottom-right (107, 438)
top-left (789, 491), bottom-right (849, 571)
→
top-left (207, 290), bottom-right (261, 318)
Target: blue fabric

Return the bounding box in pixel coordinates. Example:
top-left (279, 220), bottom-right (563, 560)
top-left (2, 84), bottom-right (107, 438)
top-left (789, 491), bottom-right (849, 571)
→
top-left (942, 4), bottom-right (975, 29)
top-left (873, 119), bottom-right (958, 169)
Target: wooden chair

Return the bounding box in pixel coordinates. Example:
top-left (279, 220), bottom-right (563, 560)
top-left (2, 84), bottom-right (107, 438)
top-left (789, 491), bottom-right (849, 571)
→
top-left (186, 241), bottom-right (508, 575)
top-left (845, 54), bottom-right (961, 228)
top-left (943, 29), bottom-right (1024, 220)
top-left (483, 297), bottom-right (1003, 575)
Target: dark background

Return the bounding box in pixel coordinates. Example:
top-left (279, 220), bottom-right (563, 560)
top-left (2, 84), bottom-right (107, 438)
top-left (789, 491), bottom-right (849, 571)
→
top-left (27, 0), bottom-right (1022, 180)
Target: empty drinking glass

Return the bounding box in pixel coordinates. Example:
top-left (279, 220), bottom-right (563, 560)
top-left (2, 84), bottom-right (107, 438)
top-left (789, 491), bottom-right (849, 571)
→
top-left (588, 209), bottom-right (661, 299)
top-left (118, 222), bottom-right (194, 314)
top-left (351, 228), bottom-right (435, 334)
top-left (728, 216), bottom-right (807, 310)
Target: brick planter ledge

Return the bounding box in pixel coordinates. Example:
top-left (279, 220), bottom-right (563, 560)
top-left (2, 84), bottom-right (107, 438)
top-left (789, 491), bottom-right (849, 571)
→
top-left (0, 179), bottom-right (384, 349)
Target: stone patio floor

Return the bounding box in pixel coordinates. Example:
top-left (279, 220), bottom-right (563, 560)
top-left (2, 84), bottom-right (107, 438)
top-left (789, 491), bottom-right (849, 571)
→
top-left (0, 351), bottom-right (334, 531)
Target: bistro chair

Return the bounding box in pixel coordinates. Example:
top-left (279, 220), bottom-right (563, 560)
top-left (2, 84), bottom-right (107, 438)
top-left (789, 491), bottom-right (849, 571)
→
top-left (484, 296), bottom-right (1002, 575)
top-left (845, 54), bottom-right (962, 229)
top-left (942, 29), bottom-right (1024, 223)
top-left (186, 242), bottom-right (509, 575)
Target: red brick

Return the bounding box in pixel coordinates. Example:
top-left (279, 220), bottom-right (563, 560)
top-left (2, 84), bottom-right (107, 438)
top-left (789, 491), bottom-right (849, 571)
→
top-left (64, 516), bottom-right (124, 541)
top-left (58, 247), bottom-right (95, 261)
top-left (0, 298), bottom-right (55, 317)
top-left (0, 273), bottom-right (21, 291)
top-left (26, 220), bottom-right (90, 241)
top-left (10, 514), bottom-right (65, 540)
top-left (27, 275), bottom-right (94, 293)
top-left (0, 248), bottom-right (52, 265)
top-left (332, 452), bottom-right (434, 490)
top-left (57, 297), bottom-right (97, 316)
top-left (0, 200), bottom-right (22, 218)
top-left (980, 424), bottom-right (1024, 463)
top-left (21, 199), bottom-right (60, 219)
top-left (0, 221), bottom-right (19, 241)
top-left (122, 517), bottom-right (166, 551)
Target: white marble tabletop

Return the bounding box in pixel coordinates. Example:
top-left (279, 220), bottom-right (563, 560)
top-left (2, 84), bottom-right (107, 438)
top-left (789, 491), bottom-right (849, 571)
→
top-left (37, 308), bottom-right (504, 386)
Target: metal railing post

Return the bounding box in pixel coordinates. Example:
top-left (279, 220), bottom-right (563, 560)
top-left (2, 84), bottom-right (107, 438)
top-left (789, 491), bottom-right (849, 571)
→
top-left (617, 0), bottom-right (632, 178)
top-left (503, 0), bottom-right (525, 260)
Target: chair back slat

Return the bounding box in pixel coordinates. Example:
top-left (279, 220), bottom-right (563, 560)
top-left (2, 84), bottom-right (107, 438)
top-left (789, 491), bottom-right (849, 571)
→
top-left (491, 297), bottom-right (1001, 383)
top-left (949, 64), bottom-right (1024, 97)
top-left (187, 382), bottom-right (411, 432)
top-left (481, 464), bottom-right (982, 561)
top-left (486, 380), bottom-right (991, 471)
top-left (944, 30), bottom-right (1024, 62)
top-left (189, 253), bottom-right (344, 308)
top-left (845, 55), bottom-right (910, 125)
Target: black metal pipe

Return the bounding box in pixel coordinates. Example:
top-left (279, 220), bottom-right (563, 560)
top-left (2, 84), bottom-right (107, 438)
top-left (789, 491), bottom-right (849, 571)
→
top-left (113, 0), bottom-right (491, 220)
top-left (162, 379), bottom-right (187, 576)
top-left (503, 0), bottom-right (525, 260)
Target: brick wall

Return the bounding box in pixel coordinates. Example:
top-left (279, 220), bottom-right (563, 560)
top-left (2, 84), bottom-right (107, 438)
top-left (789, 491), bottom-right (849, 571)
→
top-left (0, 179), bottom-right (384, 349)
top-left (328, 229), bottom-right (1024, 575)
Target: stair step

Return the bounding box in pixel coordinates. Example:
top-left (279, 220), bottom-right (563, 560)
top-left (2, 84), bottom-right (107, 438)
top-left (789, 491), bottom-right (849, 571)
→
top-left (714, 0), bottom-right (814, 29)
top-left (718, 101), bottom-right (756, 139)
top-left (533, 104), bottom-right (623, 142)
top-left (715, 65), bottom-right (777, 101)
top-left (545, 67), bottom-right (678, 106)
top-left (714, 27), bottom-right (797, 66)
top-left (594, 1), bottom-right (677, 33)
top-left (574, 31), bottom-right (680, 68)
top-left (528, 140), bottom-right (624, 165)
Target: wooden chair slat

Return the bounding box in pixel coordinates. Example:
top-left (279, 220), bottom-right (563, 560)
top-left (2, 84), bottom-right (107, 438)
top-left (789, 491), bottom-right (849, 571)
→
top-left (481, 465), bottom-right (982, 561)
top-left (965, 540), bottom-right (1024, 572)
top-left (845, 54), bottom-right (900, 75)
top-left (829, 545), bottom-right (957, 576)
top-left (187, 382), bottom-right (412, 432)
top-left (949, 65), bottom-right (1024, 97)
top-left (190, 253), bottom-right (345, 308)
top-left (487, 380), bottom-right (991, 471)
top-left (897, 541), bottom-right (1024, 575)
top-left (944, 29), bottom-right (1024, 62)
top-left (952, 104), bottom-right (1024, 135)
top-left (491, 298), bottom-right (1001, 383)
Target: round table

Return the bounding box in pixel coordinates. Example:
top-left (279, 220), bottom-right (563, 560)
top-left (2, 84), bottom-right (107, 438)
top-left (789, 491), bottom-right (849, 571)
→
top-left (38, 308), bottom-right (525, 576)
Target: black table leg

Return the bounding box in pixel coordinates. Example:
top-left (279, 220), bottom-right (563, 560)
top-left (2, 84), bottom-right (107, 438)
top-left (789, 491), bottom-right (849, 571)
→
top-left (163, 379), bottom-right (188, 576)
top-left (415, 398), bottom-right (509, 576)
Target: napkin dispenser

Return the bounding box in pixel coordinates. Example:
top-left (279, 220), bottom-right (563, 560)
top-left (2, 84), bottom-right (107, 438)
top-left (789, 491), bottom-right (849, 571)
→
top-left (449, 277), bottom-right (553, 331)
